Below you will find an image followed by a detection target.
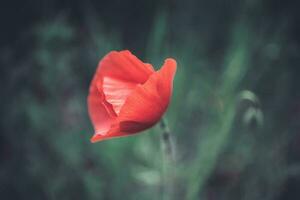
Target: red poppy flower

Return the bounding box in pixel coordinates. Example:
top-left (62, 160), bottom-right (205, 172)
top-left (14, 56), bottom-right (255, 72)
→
top-left (88, 50), bottom-right (177, 142)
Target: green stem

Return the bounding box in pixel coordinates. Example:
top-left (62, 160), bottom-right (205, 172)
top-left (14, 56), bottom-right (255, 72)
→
top-left (159, 118), bottom-right (175, 200)
top-left (160, 118), bottom-right (175, 161)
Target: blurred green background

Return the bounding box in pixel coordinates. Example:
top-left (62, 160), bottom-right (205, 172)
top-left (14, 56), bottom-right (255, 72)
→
top-left (1, 0), bottom-right (300, 199)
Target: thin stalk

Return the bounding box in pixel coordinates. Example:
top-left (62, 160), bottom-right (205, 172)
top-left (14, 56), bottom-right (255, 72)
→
top-left (159, 118), bottom-right (176, 200)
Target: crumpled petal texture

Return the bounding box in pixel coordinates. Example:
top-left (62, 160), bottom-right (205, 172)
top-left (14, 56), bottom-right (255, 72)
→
top-left (88, 50), bottom-right (177, 142)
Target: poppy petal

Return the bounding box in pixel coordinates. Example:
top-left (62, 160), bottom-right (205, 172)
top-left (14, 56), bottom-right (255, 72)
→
top-left (90, 127), bottom-right (125, 142)
top-left (111, 58), bottom-right (177, 134)
top-left (88, 78), bottom-right (113, 143)
top-left (99, 50), bottom-right (155, 115)
top-left (102, 77), bottom-right (137, 115)
top-left (99, 50), bottom-right (154, 83)
top-left (117, 76), bottom-right (163, 126)
top-left (156, 58), bottom-right (177, 106)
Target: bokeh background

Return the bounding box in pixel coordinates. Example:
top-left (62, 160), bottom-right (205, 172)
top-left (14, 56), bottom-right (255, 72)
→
top-left (1, 0), bottom-right (300, 199)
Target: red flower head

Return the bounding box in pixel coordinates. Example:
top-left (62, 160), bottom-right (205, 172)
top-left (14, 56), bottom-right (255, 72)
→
top-left (88, 50), bottom-right (177, 142)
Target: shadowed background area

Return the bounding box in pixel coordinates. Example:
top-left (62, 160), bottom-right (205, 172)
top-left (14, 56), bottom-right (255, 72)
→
top-left (1, 0), bottom-right (300, 199)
